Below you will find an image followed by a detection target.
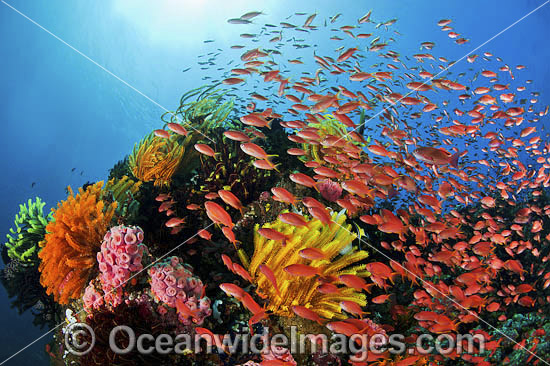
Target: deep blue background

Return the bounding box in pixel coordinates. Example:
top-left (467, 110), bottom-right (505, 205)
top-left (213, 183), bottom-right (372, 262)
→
top-left (0, 0), bottom-right (549, 364)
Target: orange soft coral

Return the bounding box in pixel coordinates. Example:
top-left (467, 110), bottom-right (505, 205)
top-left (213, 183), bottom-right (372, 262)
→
top-left (38, 182), bottom-right (117, 304)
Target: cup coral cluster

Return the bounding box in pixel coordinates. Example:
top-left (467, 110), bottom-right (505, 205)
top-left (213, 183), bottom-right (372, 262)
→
top-left (149, 256), bottom-right (212, 325)
top-left (83, 225), bottom-right (148, 311)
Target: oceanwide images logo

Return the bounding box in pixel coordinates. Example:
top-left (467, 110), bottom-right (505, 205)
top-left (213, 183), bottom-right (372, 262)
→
top-left (65, 323), bottom-right (486, 361)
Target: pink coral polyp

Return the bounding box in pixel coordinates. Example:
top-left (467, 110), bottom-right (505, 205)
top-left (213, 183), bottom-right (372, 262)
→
top-left (93, 225), bottom-right (147, 308)
top-left (149, 256), bottom-right (212, 325)
top-left (83, 285), bottom-right (104, 311)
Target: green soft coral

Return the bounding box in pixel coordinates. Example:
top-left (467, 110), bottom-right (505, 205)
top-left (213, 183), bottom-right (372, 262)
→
top-left (4, 197), bottom-right (52, 264)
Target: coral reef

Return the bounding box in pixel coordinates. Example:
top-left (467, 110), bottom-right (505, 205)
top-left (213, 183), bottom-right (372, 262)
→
top-left (3, 6), bottom-right (550, 366)
top-left (38, 182), bottom-right (117, 304)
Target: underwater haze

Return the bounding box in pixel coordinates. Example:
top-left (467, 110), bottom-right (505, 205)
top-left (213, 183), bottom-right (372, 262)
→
top-left (1, 0), bottom-right (550, 365)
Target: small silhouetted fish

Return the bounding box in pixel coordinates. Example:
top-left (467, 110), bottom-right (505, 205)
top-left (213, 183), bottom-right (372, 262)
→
top-left (240, 11), bottom-right (263, 20)
top-left (31, 182), bottom-right (36, 188)
top-left (71, 168), bottom-right (76, 172)
top-left (80, 171), bottom-right (83, 175)
top-left (203, 40), bottom-right (214, 43)
top-left (182, 67), bottom-right (191, 73)
top-left (280, 22), bottom-right (296, 28)
top-left (228, 18), bottom-right (252, 24)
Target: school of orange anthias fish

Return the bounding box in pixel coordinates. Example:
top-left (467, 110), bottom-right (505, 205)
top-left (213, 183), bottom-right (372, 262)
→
top-left (3, 7), bottom-right (550, 366)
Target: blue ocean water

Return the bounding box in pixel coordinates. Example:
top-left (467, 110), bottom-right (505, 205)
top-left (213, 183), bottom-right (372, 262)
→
top-left (0, 0), bottom-right (549, 364)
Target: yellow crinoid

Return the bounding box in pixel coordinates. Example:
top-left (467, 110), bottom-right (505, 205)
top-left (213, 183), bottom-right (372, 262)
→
top-left (129, 133), bottom-right (186, 187)
top-left (247, 210), bottom-right (369, 321)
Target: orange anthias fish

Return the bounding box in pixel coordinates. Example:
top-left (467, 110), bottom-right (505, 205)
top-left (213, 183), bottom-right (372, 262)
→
top-left (165, 217), bottom-right (185, 228)
top-left (340, 300), bottom-right (365, 318)
top-left (339, 274), bottom-right (371, 292)
top-left (299, 247), bottom-right (327, 260)
top-left (292, 305), bottom-right (323, 324)
top-left (289, 173), bottom-right (318, 189)
top-left (176, 298), bottom-right (200, 320)
top-left (194, 144), bottom-right (218, 158)
top-left (198, 229), bottom-right (212, 240)
top-left (166, 123), bottom-right (188, 136)
top-left (223, 77), bottom-right (245, 85)
top-left (413, 146), bottom-right (460, 168)
top-left (278, 212), bottom-right (309, 227)
top-left (240, 142), bottom-right (274, 160)
top-left (284, 263), bottom-right (321, 277)
top-left (372, 294), bottom-right (391, 304)
top-left (220, 254), bottom-right (233, 272)
top-left (232, 263), bottom-right (253, 282)
top-left (259, 264), bottom-right (280, 295)
top-left (218, 190), bottom-right (244, 214)
top-left (307, 206), bottom-right (333, 225)
top-left (253, 159), bottom-right (280, 171)
top-left (240, 292), bottom-right (263, 314)
top-left (222, 226), bottom-right (239, 247)
top-left (240, 113), bottom-right (271, 129)
top-left (224, 130), bottom-right (251, 142)
top-left (317, 283), bottom-right (341, 294)
top-left (195, 327), bottom-right (227, 353)
top-left (271, 187), bottom-right (298, 205)
top-left (326, 321), bottom-right (361, 337)
top-left (204, 201), bottom-right (234, 228)
top-left (257, 227), bottom-right (289, 245)
top-left (154, 129), bottom-right (171, 139)
top-left (219, 283), bottom-right (245, 299)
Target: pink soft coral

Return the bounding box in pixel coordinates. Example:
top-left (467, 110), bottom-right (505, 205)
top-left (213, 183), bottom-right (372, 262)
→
top-left (149, 256), bottom-right (211, 325)
top-left (97, 225), bottom-right (147, 307)
top-left (83, 225), bottom-right (147, 312)
top-left (82, 284), bottom-right (104, 311)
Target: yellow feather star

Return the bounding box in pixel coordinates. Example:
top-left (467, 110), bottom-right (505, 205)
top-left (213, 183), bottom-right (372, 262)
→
top-left (247, 210), bottom-right (369, 321)
top-left (129, 133), bottom-right (186, 187)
